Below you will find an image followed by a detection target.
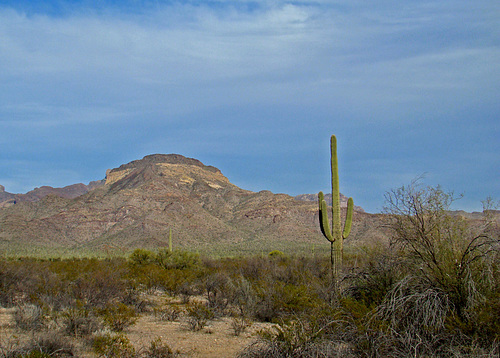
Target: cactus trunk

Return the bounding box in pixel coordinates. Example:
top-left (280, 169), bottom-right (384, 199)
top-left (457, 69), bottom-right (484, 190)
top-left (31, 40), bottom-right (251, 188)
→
top-left (318, 135), bottom-right (354, 284)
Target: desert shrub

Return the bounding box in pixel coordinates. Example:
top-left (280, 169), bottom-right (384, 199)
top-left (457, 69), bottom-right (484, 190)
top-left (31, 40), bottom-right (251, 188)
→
top-left (384, 182), bottom-right (500, 332)
top-left (129, 249), bottom-right (155, 265)
top-left (238, 317), bottom-right (356, 358)
top-left (68, 265), bottom-right (129, 309)
top-left (345, 246), bottom-right (401, 308)
top-left (232, 277), bottom-right (257, 317)
top-left (363, 181), bottom-right (500, 355)
top-left (203, 271), bottom-right (233, 315)
top-left (14, 332), bottom-right (75, 358)
top-left (184, 301), bottom-right (214, 331)
top-left (230, 316), bottom-right (252, 336)
top-left (268, 250), bottom-right (286, 259)
top-left (153, 304), bottom-right (181, 322)
top-left (155, 250), bottom-right (200, 270)
top-left (140, 337), bottom-right (176, 358)
top-left (96, 302), bottom-right (138, 332)
top-left (91, 332), bottom-right (136, 358)
top-left (14, 303), bottom-right (44, 331)
top-left (60, 300), bottom-right (101, 336)
top-left (254, 281), bottom-right (320, 322)
top-left (126, 262), bottom-right (171, 291)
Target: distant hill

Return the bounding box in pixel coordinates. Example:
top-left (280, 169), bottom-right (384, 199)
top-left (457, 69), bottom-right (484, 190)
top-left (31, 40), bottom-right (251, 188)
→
top-left (0, 154), bottom-right (398, 256)
top-left (0, 181), bottom-right (104, 208)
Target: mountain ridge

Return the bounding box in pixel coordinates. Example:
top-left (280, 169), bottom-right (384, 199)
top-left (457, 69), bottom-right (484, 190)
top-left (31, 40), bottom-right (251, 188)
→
top-left (0, 154), bottom-right (386, 255)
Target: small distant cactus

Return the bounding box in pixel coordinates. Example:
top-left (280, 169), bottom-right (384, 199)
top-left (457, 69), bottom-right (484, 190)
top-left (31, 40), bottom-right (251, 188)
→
top-left (318, 135), bottom-right (354, 282)
top-left (168, 227), bottom-right (173, 253)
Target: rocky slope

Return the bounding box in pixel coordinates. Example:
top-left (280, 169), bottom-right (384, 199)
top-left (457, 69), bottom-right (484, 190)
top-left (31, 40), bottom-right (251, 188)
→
top-left (0, 154), bottom-right (383, 255)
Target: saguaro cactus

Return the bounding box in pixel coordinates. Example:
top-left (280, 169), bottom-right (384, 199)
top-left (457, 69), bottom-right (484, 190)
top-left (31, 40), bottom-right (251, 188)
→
top-left (168, 228), bottom-right (173, 253)
top-left (318, 135), bottom-right (354, 281)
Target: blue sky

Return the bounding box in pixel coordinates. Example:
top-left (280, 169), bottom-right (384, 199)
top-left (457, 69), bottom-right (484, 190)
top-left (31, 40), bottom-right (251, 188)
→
top-left (0, 0), bottom-right (498, 213)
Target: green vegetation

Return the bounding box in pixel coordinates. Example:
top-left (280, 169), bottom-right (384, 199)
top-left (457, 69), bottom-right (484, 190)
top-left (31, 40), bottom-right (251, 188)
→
top-left (318, 134), bottom-right (354, 281)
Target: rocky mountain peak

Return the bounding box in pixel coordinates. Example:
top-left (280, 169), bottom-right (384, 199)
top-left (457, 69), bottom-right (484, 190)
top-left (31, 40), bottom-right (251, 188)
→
top-left (110, 154), bottom-right (220, 174)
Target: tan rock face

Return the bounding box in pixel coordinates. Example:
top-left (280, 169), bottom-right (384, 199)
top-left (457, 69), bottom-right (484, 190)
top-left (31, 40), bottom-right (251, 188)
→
top-left (105, 169), bottom-right (133, 185)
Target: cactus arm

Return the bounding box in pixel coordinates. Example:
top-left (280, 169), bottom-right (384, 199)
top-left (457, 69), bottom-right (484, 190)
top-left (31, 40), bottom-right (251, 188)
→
top-left (342, 197), bottom-right (354, 239)
top-left (318, 192), bottom-right (334, 242)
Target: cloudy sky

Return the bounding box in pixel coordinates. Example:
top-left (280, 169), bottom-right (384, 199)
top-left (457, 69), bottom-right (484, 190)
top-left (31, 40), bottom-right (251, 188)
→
top-left (0, 0), bottom-right (498, 213)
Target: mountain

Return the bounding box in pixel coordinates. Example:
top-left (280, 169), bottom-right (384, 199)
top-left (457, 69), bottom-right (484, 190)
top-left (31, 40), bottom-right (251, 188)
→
top-left (294, 193), bottom-right (365, 212)
top-left (0, 154), bottom-right (382, 256)
top-left (0, 181), bottom-right (104, 208)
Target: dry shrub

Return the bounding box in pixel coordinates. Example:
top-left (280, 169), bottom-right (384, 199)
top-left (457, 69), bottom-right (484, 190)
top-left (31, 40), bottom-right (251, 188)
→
top-left (14, 303), bottom-right (44, 331)
top-left (184, 301), bottom-right (214, 331)
top-left (1, 332), bottom-right (75, 358)
top-left (204, 272), bottom-right (233, 315)
top-left (377, 276), bottom-right (450, 334)
top-left (96, 302), bottom-right (138, 332)
top-left (154, 303), bottom-right (182, 322)
top-left (238, 318), bottom-right (357, 358)
top-left (232, 277), bottom-right (256, 317)
top-left (140, 337), bottom-right (176, 358)
top-left (230, 316), bottom-right (252, 336)
top-left (60, 302), bottom-right (101, 337)
top-left (91, 331), bottom-right (136, 358)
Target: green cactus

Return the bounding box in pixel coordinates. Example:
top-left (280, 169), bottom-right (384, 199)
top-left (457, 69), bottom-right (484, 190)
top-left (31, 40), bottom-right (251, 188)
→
top-left (318, 135), bottom-right (354, 281)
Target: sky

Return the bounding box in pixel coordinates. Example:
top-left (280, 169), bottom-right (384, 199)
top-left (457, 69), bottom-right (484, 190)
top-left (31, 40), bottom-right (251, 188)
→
top-left (0, 0), bottom-right (498, 213)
